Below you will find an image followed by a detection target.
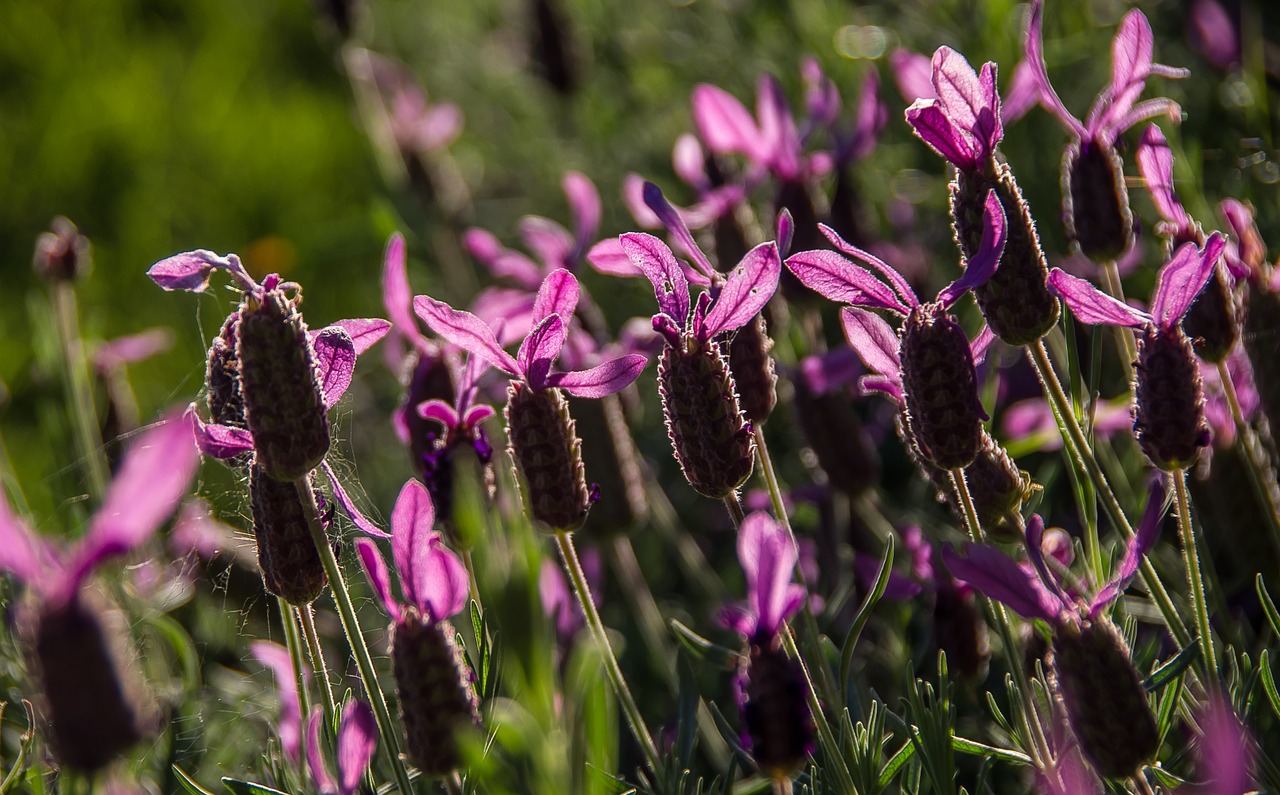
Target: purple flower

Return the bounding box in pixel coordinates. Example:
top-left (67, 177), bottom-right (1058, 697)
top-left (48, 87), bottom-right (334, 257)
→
top-left (1022, 0), bottom-right (1188, 150)
top-left (691, 75), bottom-right (829, 184)
top-left (1134, 124), bottom-right (1204, 248)
top-left (356, 50), bottom-right (462, 156)
top-left (0, 412), bottom-right (199, 606)
top-left (904, 47), bottom-right (1003, 173)
top-left (1192, 695), bottom-right (1257, 795)
top-left (354, 479), bottom-right (470, 624)
top-left (250, 640), bottom-right (309, 764)
top-left (721, 512), bottom-right (806, 643)
top-left (621, 184), bottom-right (781, 349)
top-left (93, 328), bottom-right (172, 375)
top-left (1220, 198), bottom-right (1269, 284)
top-left (539, 546), bottom-right (602, 640)
top-left (414, 268), bottom-right (646, 399)
top-left (1186, 0), bottom-right (1240, 72)
top-left (1001, 396), bottom-right (1131, 453)
top-left (306, 700), bottom-right (378, 795)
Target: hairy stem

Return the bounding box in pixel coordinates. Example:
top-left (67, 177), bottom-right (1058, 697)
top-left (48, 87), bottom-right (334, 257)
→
top-left (278, 598), bottom-right (313, 743)
top-left (298, 604), bottom-right (337, 724)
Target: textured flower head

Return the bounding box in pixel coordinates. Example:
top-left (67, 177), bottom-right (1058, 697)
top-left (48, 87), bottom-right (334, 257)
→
top-left (904, 47), bottom-right (1003, 173)
top-left (0, 413), bottom-right (199, 607)
top-left (355, 480), bottom-right (469, 624)
top-left (306, 700), bottom-right (377, 795)
top-left (1023, 0), bottom-right (1188, 148)
top-left (620, 183), bottom-right (781, 349)
top-left (722, 512), bottom-right (806, 642)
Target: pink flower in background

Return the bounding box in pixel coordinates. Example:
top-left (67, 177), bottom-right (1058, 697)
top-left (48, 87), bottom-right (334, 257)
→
top-left (251, 640), bottom-right (309, 764)
top-left (306, 700), bottom-right (377, 795)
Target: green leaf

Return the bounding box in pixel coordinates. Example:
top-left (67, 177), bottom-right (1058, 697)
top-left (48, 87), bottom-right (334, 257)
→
top-left (1143, 641), bottom-right (1199, 691)
top-left (1146, 767), bottom-right (1185, 789)
top-left (950, 736), bottom-right (1032, 766)
top-left (1155, 674), bottom-right (1184, 746)
top-left (840, 536), bottom-right (894, 700)
top-left (172, 767), bottom-right (219, 795)
top-left (1258, 574), bottom-right (1280, 638)
top-left (674, 656), bottom-right (700, 767)
top-left (876, 741), bottom-right (916, 790)
top-left (1260, 650), bottom-right (1280, 719)
top-left (149, 613), bottom-right (201, 694)
top-left (669, 619), bottom-right (739, 666)
top-left (221, 778), bottom-right (290, 795)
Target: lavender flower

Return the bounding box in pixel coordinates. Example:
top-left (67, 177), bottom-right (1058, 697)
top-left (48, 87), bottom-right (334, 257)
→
top-left (787, 190), bottom-right (1006, 470)
top-left (1023, 0), bottom-right (1188, 260)
top-left (305, 700), bottom-right (377, 795)
top-left (355, 481), bottom-right (478, 776)
top-left (33, 216), bottom-right (90, 282)
top-left (721, 512), bottom-right (813, 780)
top-left (250, 640), bottom-right (309, 765)
top-left (1048, 234), bottom-right (1227, 470)
top-left (0, 415), bottom-right (198, 770)
top-left (944, 501), bottom-right (1167, 778)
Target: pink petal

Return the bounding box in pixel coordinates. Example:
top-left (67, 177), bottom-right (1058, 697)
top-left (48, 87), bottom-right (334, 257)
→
top-left (699, 242), bottom-right (781, 340)
top-left (336, 700), bottom-right (377, 794)
top-left (0, 492), bottom-right (47, 586)
top-left (1023, 515), bottom-right (1070, 606)
top-left (775, 208), bottom-right (795, 258)
top-left (548, 353), bottom-right (647, 399)
top-left (313, 327), bottom-right (356, 409)
top-left (1187, 0), bottom-right (1240, 71)
top-left (820, 224), bottom-right (919, 308)
top-left (1152, 234), bottom-right (1226, 327)
top-left (1097, 10), bottom-right (1156, 133)
top-left (1047, 269), bottom-right (1151, 328)
top-left (641, 182), bottom-right (716, 280)
top-left (1195, 696), bottom-right (1257, 795)
top-left (319, 319), bottom-right (391, 357)
top-left (252, 640), bottom-right (306, 764)
top-left (1091, 479), bottom-right (1167, 616)
top-left (189, 408), bottom-right (255, 459)
top-left (419, 535), bottom-right (470, 621)
top-left (355, 537), bottom-right (401, 619)
top-left (755, 74), bottom-right (802, 180)
top-left (785, 249), bottom-right (910, 314)
top-left (691, 83), bottom-right (763, 160)
top-left (939, 190), bottom-right (1007, 307)
top-left (390, 479), bottom-right (437, 609)
top-left (905, 100), bottom-right (978, 171)
top-left (306, 706), bottom-right (337, 794)
top-left (531, 269), bottom-right (580, 327)
top-left (380, 233), bottom-right (420, 339)
top-left (970, 325), bottom-right (997, 366)
top-left (930, 47), bottom-right (982, 143)
top-left (517, 314), bottom-right (567, 390)
top-left (942, 543), bottom-right (1062, 623)
top-left (621, 173), bottom-right (663, 229)
top-left (471, 287), bottom-right (536, 346)
top-left (619, 233), bottom-right (691, 326)
top-left (845, 70), bottom-right (887, 162)
top-left (414, 295), bottom-right (520, 376)
top-left (563, 171), bottom-right (601, 250)
top-left (1001, 59), bottom-right (1039, 123)
top-left (321, 462), bottom-right (391, 539)
top-left (1025, 0), bottom-right (1087, 139)
top-left (463, 228), bottom-right (542, 288)
top-left (147, 250), bottom-right (247, 293)
top-left (94, 328), bottom-right (172, 373)
top-left (738, 512), bottom-right (801, 636)
top-left (1135, 125), bottom-right (1189, 228)
top-left (801, 56), bottom-right (840, 128)
top-left (519, 215), bottom-right (574, 270)
top-left (70, 411), bottom-right (199, 588)
top-left (840, 308), bottom-right (901, 383)
top-left (585, 237), bottom-right (641, 278)
top-left (672, 134), bottom-right (709, 189)
top-left (889, 49), bottom-right (935, 103)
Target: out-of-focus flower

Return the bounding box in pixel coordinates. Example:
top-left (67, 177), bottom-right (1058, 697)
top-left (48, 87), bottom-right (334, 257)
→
top-left (33, 216), bottom-right (91, 282)
top-left (250, 640), bottom-right (309, 765)
top-left (1186, 0), bottom-right (1240, 71)
top-left (305, 700), bottom-right (377, 795)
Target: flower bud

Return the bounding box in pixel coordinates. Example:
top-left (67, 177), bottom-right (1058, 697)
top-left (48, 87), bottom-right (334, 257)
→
top-left (1062, 141), bottom-right (1132, 262)
top-left (505, 383), bottom-right (591, 532)
top-left (737, 638), bottom-right (814, 779)
top-left (899, 311), bottom-right (984, 470)
top-left (728, 314), bottom-right (777, 425)
top-left (237, 287), bottom-right (330, 481)
top-left (1050, 618), bottom-right (1159, 779)
top-left (1182, 265), bottom-right (1239, 364)
top-left (952, 162), bottom-right (1059, 345)
top-left (658, 342), bottom-right (754, 499)
top-left (250, 463), bottom-right (327, 605)
top-left (1134, 325), bottom-right (1210, 470)
top-left (392, 608), bottom-right (480, 776)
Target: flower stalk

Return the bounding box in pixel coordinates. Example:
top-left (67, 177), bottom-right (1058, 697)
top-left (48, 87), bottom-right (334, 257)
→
top-left (298, 604), bottom-right (337, 724)
top-left (279, 597), bottom-right (314, 742)
top-left (53, 282), bottom-right (109, 500)
top-left (1172, 470), bottom-right (1218, 674)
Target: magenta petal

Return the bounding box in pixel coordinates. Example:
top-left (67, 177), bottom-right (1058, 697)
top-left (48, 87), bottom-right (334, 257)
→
top-left (380, 233), bottom-right (420, 340)
top-left (970, 325), bottom-right (996, 366)
top-left (531, 269), bottom-right (580, 327)
top-left (1025, 0), bottom-right (1087, 138)
top-left (305, 706), bottom-right (336, 794)
top-left (942, 543), bottom-right (1062, 622)
top-left (889, 49), bottom-right (935, 103)
top-left (785, 249), bottom-right (909, 314)
top-left (1097, 9), bottom-right (1156, 132)
top-left (189, 408), bottom-right (255, 459)
top-left (620, 232), bottom-right (691, 326)
top-left (1091, 479), bottom-right (1167, 616)
top-left (717, 603), bottom-right (757, 637)
top-left (322, 462), bottom-right (391, 539)
top-left (691, 83), bottom-right (763, 160)
top-left (642, 182), bottom-right (716, 280)
top-left (390, 479), bottom-right (436, 609)
top-left (420, 536), bottom-right (470, 621)
top-left (517, 314), bottom-right (566, 391)
top-left (905, 101), bottom-right (978, 171)
top-left (414, 295), bottom-right (520, 376)
top-left (252, 640), bottom-right (306, 764)
top-left (740, 512), bottom-right (802, 636)
top-left (0, 494), bottom-right (47, 586)
top-left (355, 538), bottom-right (401, 619)
top-left (930, 46), bottom-right (999, 152)
top-left (1001, 59), bottom-right (1039, 123)
top-left (819, 224), bottom-right (920, 308)
top-left (462, 403), bottom-right (495, 428)
top-left (463, 228), bottom-right (542, 288)
top-left (756, 73), bottom-right (802, 180)
top-left (563, 171), bottom-right (601, 249)
top-left (94, 328), bottom-right (172, 372)
top-left (418, 399), bottom-right (459, 429)
top-left (519, 215), bottom-right (575, 270)
top-left (672, 134), bottom-right (709, 189)
top-left (621, 173), bottom-right (663, 229)
top-left (71, 412), bottom-right (199, 587)
top-left (320, 319), bottom-right (391, 357)
top-left (336, 700), bottom-right (377, 794)
top-left (1024, 515), bottom-right (1069, 605)
top-left (699, 242), bottom-right (781, 340)
top-left (313, 327), bottom-right (356, 409)
top-left (1047, 269), bottom-right (1151, 328)
top-left (775, 208), bottom-right (795, 258)
top-left (147, 250), bottom-right (242, 292)
top-left (1135, 125), bottom-right (1188, 228)
top-left (585, 237), bottom-right (640, 278)
top-left (939, 190), bottom-right (1007, 307)
top-left (1152, 234), bottom-right (1226, 327)
top-left (549, 353), bottom-right (647, 399)
top-left (840, 308), bottom-right (901, 382)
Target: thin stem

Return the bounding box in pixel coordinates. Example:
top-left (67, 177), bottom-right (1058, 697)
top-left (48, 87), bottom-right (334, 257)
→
top-left (298, 604), bottom-right (337, 723)
top-left (278, 597), bottom-right (312, 746)
top-left (1216, 360), bottom-right (1280, 559)
top-left (295, 479), bottom-right (415, 795)
top-left (723, 490), bottom-right (745, 527)
top-left (1172, 470), bottom-right (1218, 675)
top-left (554, 531), bottom-right (661, 774)
top-left (52, 282), bottom-right (108, 499)
top-left (1098, 261), bottom-right (1138, 377)
top-left (1028, 340), bottom-right (1192, 648)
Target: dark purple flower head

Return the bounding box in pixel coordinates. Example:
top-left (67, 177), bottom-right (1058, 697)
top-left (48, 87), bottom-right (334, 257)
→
top-left (251, 640), bottom-right (309, 764)
top-left (414, 269), bottom-right (646, 398)
top-left (721, 512), bottom-right (806, 643)
top-left (1047, 233), bottom-right (1227, 332)
top-left (0, 412), bottom-right (199, 607)
top-left (355, 480), bottom-right (469, 624)
top-left (944, 488), bottom-right (1166, 625)
top-left (905, 47), bottom-right (1003, 173)
top-left (621, 184), bottom-right (781, 350)
top-left (1024, 0), bottom-right (1189, 149)
top-left (306, 700), bottom-right (377, 795)
top-left (416, 354), bottom-right (495, 464)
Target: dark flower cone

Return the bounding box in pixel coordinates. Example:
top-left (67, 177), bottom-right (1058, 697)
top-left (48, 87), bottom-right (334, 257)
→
top-left (899, 311), bottom-right (985, 470)
top-left (237, 288), bottom-right (330, 482)
top-left (728, 314), bottom-right (777, 425)
top-left (1133, 325), bottom-right (1210, 471)
top-left (206, 314), bottom-right (251, 467)
top-left (792, 377), bottom-right (880, 497)
top-left (571, 394), bottom-right (646, 534)
top-left (960, 433), bottom-right (1033, 541)
top-left (952, 161), bottom-right (1059, 345)
top-left (738, 637), bottom-right (814, 780)
top-left (392, 609), bottom-right (480, 777)
top-left (1244, 287), bottom-right (1280, 434)
top-left (658, 342), bottom-right (755, 499)
top-left (250, 463), bottom-right (327, 605)
top-left (1050, 618), bottom-right (1159, 779)
top-left (933, 585), bottom-right (990, 682)
top-left (30, 595), bottom-right (143, 771)
top-left (1182, 265), bottom-right (1239, 364)
top-left (505, 382), bottom-right (591, 532)
top-left (1062, 140), bottom-right (1132, 263)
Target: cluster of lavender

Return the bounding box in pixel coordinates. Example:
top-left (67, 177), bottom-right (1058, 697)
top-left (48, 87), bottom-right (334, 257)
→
top-left (4, 0), bottom-right (1279, 793)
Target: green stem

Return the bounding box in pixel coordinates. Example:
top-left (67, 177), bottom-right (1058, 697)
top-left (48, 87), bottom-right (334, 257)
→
top-left (52, 282), bottom-right (108, 499)
top-left (295, 479), bottom-right (415, 795)
top-left (1098, 261), bottom-right (1138, 377)
top-left (1028, 340), bottom-right (1192, 648)
top-left (554, 531), bottom-right (661, 775)
top-left (723, 490), bottom-right (746, 527)
top-left (780, 627), bottom-right (856, 793)
top-left (1171, 470), bottom-right (1218, 675)
top-left (298, 604), bottom-right (337, 724)
top-left (1216, 360), bottom-right (1280, 560)
top-left (460, 547), bottom-right (483, 609)
top-left (278, 597), bottom-right (313, 734)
